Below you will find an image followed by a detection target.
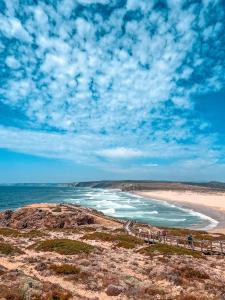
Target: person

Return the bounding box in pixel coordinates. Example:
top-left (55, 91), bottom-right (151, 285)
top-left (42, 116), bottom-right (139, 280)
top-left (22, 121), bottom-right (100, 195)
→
top-left (157, 230), bottom-right (161, 241)
top-left (161, 229), bottom-right (167, 242)
top-left (187, 233), bottom-right (193, 249)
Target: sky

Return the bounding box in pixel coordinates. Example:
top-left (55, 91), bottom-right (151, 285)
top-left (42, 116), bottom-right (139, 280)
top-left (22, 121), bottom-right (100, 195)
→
top-left (0, 0), bottom-right (225, 183)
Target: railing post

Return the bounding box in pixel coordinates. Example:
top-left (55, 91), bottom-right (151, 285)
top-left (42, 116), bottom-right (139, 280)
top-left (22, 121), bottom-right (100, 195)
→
top-left (220, 241), bottom-right (223, 257)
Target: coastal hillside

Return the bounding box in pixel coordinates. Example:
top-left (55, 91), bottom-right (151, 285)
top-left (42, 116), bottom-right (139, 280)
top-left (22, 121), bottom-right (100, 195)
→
top-left (0, 203), bottom-right (225, 299)
top-left (70, 180), bottom-right (225, 192)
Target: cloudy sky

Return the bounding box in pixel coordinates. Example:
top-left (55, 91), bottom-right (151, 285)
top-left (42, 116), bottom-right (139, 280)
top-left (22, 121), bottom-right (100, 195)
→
top-left (0, 0), bottom-right (225, 183)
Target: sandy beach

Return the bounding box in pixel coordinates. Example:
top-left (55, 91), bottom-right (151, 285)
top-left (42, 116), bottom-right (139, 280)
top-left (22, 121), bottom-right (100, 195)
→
top-left (133, 190), bottom-right (225, 234)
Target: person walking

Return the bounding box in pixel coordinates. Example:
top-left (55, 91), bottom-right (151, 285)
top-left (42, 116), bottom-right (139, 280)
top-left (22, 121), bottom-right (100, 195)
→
top-left (187, 233), bottom-right (194, 250)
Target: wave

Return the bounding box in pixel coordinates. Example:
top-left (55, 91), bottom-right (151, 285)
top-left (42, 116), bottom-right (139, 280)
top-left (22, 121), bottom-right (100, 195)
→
top-left (101, 208), bottom-right (116, 215)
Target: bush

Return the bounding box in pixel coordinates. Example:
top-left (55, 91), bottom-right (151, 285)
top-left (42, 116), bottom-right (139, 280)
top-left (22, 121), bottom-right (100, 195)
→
top-left (30, 239), bottom-right (96, 255)
top-left (161, 227), bottom-right (225, 241)
top-left (0, 242), bottom-right (23, 255)
top-left (0, 227), bottom-right (44, 238)
top-left (82, 232), bottom-right (143, 248)
top-left (139, 244), bottom-right (202, 258)
top-left (0, 285), bottom-right (23, 300)
top-left (52, 207), bottom-right (62, 213)
top-left (0, 227), bottom-right (21, 237)
top-left (178, 266), bottom-right (209, 280)
top-left (49, 264), bottom-right (81, 275)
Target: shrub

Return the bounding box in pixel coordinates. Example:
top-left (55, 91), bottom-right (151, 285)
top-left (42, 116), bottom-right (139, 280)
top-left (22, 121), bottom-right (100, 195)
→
top-left (0, 227), bottom-right (44, 238)
top-left (30, 239), bottom-right (96, 255)
top-left (80, 226), bottom-right (97, 232)
top-left (139, 244), bottom-right (202, 258)
top-left (116, 241), bottom-right (137, 249)
top-left (49, 264), bottom-right (80, 275)
top-left (116, 234), bottom-right (144, 245)
top-left (52, 207), bottom-right (62, 213)
top-left (178, 266), bottom-right (209, 280)
top-left (161, 227), bottom-right (225, 241)
top-left (38, 287), bottom-right (72, 300)
top-left (0, 227), bottom-right (21, 237)
top-left (82, 232), bottom-right (143, 248)
top-left (0, 285), bottom-right (23, 300)
top-left (0, 242), bottom-right (23, 255)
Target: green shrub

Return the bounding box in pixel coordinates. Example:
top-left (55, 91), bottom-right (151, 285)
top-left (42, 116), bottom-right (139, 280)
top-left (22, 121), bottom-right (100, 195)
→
top-left (115, 234), bottom-right (144, 245)
top-left (0, 228), bottom-right (21, 237)
top-left (116, 240), bottom-right (137, 249)
top-left (49, 264), bottom-right (80, 275)
top-left (52, 207), bottom-right (62, 213)
top-left (0, 227), bottom-right (45, 238)
top-left (139, 244), bottom-right (202, 258)
top-left (82, 232), bottom-right (143, 248)
top-left (31, 239), bottom-right (96, 255)
top-left (161, 227), bottom-right (225, 241)
top-left (0, 242), bottom-right (23, 255)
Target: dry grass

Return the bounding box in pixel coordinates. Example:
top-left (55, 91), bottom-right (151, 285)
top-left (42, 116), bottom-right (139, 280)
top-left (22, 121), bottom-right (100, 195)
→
top-left (139, 244), bottom-right (202, 258)
top-left (30, 239), bottom-right (96, 255)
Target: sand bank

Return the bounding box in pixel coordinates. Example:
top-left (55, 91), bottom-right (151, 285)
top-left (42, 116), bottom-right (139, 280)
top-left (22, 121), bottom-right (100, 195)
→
top-left (133, 190), bottom-right (225, 234)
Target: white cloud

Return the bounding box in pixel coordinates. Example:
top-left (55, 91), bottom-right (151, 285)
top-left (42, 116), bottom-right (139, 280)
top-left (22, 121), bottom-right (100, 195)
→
top-left (5, 56), bottom-right (20, 69)
top-left (98, 147), bottom-right (144, 159)
top-left (0, 1), bottom-right (224, 179)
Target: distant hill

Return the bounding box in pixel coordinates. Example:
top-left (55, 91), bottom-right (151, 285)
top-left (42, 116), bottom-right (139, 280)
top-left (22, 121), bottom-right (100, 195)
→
top-left (69, 180), bottom-right (225, 192)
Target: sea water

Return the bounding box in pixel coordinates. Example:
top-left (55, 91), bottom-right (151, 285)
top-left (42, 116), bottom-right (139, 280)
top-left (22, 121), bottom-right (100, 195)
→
top-left (0, 185), bottom-right (218, 230)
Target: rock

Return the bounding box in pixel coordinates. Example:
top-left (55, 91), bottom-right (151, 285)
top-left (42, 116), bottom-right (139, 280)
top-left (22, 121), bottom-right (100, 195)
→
top-left (106, 284), bottom-right (123, 296)
top-left (35, 263), bottom-right (48, 272)
top-left (0, 206), bottom-right (95, 229)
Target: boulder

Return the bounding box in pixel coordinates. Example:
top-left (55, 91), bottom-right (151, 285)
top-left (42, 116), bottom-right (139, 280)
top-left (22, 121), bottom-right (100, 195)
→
top-left (106, 284), bottom-right (123, 296)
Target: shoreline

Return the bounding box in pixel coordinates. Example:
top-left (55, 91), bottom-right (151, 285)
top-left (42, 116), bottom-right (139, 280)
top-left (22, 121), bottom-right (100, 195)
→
top-left (132, 190), bottom-right (225, 234)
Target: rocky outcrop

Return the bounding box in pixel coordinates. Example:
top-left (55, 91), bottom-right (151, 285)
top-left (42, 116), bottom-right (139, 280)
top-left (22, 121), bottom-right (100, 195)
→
top-left (0, 205), bottom-right (95, 229)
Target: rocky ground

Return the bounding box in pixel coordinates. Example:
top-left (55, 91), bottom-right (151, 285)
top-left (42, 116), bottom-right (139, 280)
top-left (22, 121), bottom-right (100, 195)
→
top-left (0, 204), bottom-right (225, 299)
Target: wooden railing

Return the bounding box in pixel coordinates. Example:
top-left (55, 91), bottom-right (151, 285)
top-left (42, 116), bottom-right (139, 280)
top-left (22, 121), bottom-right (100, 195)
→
top-left (124, 221), bottom-right (225, 256)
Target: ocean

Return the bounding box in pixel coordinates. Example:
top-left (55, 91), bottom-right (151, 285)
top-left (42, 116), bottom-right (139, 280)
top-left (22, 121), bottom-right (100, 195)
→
top-left (0, 185), bottom-right (217, 230)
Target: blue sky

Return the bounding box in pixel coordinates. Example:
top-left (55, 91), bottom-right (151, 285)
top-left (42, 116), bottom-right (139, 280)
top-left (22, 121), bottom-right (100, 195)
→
top-left (0, 0), bottom-right (225, 183)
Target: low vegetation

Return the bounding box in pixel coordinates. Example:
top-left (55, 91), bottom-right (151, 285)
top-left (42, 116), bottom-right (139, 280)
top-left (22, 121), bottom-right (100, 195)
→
top-left (0, 283), bottom-right (72, 300)
top-left (49, 264), bottom-right (81, 275)
top-left (83, 232), bottom-right (144, 248)
top-left (162, 227), bottom-right (225, 241)
top-left (178, 266), bottom-right (209, 280)
top-left (0, 227), bottom-right (45, 238)
top-left (30, 239), bottom-right (96, 255)
top-left (0, 242), bottom-right (23, 255)
top-left (139, 244), bottom-right (202, 258)
top-left (52, 207), bottom-right (62, 212)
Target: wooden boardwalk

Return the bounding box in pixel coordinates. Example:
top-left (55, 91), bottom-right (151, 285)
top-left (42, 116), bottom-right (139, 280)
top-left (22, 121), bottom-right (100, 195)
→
top-left (124, 220), bottom-right (225, 256)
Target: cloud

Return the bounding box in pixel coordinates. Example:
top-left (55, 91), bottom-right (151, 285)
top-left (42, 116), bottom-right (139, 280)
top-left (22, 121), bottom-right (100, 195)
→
top-left (0, 0), bottom-right (224, 179)
top-left (98, 147), bottom-right (144, 159)
top-left (5, 56), bottom-right (20, 69)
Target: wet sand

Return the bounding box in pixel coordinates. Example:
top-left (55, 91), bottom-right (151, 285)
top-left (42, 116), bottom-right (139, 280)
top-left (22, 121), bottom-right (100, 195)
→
top-left (133, 190), bottom-right (225, 234)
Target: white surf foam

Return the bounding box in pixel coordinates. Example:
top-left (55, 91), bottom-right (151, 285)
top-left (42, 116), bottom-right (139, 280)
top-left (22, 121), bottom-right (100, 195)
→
top-left (101, 208), bottom-right (116, 215)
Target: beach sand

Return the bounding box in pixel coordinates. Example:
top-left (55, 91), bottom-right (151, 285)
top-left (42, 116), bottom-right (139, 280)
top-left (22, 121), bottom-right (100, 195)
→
top-left (133, 190), bottom-right (225, 234)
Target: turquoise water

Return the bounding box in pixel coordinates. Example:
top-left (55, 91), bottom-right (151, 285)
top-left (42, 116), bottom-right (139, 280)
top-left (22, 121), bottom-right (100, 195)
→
top-left (0, 186), bottom-right (217, 229)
